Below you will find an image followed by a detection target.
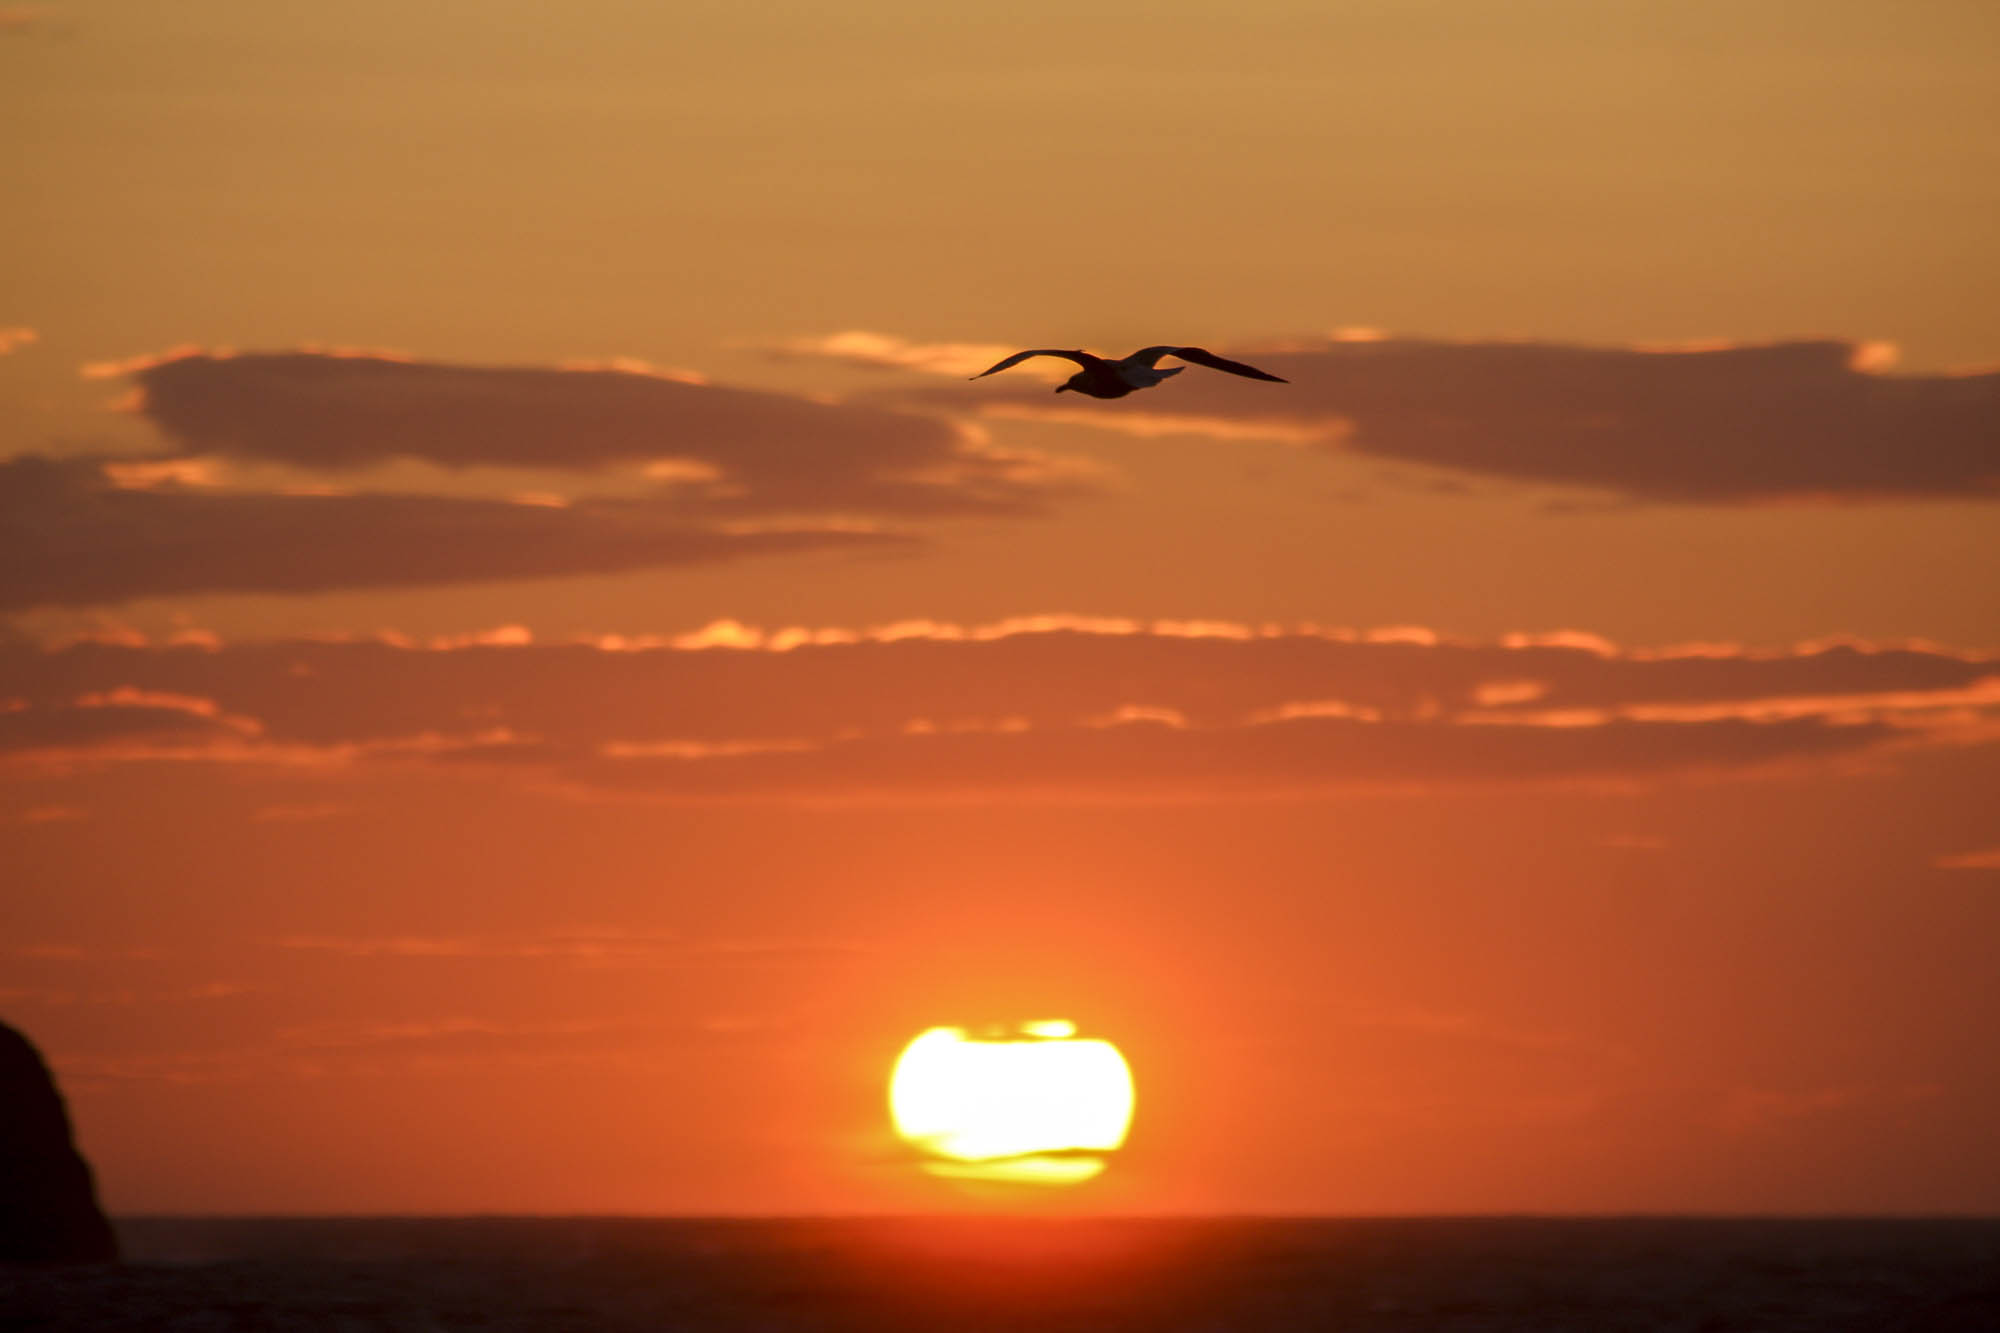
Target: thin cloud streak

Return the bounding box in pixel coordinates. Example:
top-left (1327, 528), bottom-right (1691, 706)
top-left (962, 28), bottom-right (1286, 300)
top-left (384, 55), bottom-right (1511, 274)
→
top-left (276, 931), bottom-right (864, 967)
top-left (277, 930), bottom-right (689, 964)
top-left (556, 713), bottom-right (1896, 802)
top-left (1932, 847), bottom-right (2000, 871)
top-left (0, 696), bottom-right (253, 754)
top-left (1716, 1083), bottom-right (1944, 1135)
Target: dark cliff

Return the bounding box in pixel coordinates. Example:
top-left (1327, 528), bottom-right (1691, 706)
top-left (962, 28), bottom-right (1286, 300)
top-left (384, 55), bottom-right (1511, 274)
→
top-left (0, 1022), bottom-right (117, 1264)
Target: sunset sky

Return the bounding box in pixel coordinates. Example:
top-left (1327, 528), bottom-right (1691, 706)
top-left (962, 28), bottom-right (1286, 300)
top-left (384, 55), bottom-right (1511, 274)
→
top-left (5, 0), bottom-right (1997, 1216)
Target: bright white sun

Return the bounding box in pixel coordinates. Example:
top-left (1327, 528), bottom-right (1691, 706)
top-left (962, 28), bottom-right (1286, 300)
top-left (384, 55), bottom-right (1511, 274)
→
top-left (888, 1020), bottom-right (1135, 1186)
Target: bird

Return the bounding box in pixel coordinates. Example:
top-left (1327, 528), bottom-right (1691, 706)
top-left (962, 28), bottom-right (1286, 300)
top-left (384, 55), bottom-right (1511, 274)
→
top-left (968, 346), bottom-right (1288, 400)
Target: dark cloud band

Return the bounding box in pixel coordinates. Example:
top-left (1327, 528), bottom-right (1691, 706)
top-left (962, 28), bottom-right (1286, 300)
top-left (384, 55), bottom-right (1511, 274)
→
top-left (0, 455), bottom-right (912, 611)
top-left (938, 337), bottom-right (2000, 503)
top-left (122, 351), bottom-right (1091, 518)
top-left (4, 626), bottom-right (1987, 796)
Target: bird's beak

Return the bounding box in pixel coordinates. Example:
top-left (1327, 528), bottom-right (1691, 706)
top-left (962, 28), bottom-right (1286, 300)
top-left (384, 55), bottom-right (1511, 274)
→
top-left (1053, 384), bottom-right (1069, 394)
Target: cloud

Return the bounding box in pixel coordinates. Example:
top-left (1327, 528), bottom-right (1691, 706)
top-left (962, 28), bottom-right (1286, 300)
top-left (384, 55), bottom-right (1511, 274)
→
top-left (0, 987), bottom-right (128, 1007)
top-left (273, 1016), bottom-right (651, 1052)
top-left (1339, 1008), bottom-right (1636, 1070)
top-left (112, 349), bottom-right (1094, 519)
top-left (5, 944), bottom-right (163, 961)
top-left (3, 621), bottom-right (1988, 799)
top-left (1716, 1083), bottom-right (1943, 1135)
top-left (276, 930), bottom-right (862, 968)
top-left (556, 713), bottom-right (1894, 801)
top-left (757, 330), bottom-right (1032, 379)
top-left (0, 690), bottom-right (254, 755)
top-left (0, 455), bottom-right (913, 610)
top-left (0, 982), bottom-right (251, 1009)
top-left (912, 335), bottom-right (2000, 504)
top-left (251, 801), bottom-right (352, 822)
top-left (0, 326), bottom-right (37, 354)
top-left (18, 803), bottom-right (86, 822)
top-left (277, 930), bottom-right (688, 965)
top-left (1933, 847), bottom-right (2000, 871)
top-left (52, 1016), bottom-right (783, 1086)
top-left (13, 617), bottom-right (1991, 744)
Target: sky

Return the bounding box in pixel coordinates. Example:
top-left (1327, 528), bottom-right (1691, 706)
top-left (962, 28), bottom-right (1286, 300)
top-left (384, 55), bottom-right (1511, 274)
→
top-left (3, 0), bottom-right (1997, 1215)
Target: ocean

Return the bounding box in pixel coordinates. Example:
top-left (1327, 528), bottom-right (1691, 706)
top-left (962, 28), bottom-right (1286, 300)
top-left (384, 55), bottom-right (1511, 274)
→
top-left (5, 1216), bottom-right (1997, 1330)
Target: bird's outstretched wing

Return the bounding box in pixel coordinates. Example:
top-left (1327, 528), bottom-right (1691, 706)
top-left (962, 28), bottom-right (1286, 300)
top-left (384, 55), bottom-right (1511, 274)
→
top-left (969, 349), bottom-right (1101, 380)
top-left (1139, 346), bottom-right (1287, 382)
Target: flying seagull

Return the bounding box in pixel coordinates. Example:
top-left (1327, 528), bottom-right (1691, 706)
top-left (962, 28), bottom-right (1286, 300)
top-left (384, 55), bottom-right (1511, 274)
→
top-left (969, 346), bottom-right (1288, 400)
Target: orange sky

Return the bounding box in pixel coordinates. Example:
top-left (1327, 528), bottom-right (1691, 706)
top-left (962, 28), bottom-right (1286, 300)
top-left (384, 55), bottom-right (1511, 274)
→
top-left (3, 0), bottom-right (1997, 1215)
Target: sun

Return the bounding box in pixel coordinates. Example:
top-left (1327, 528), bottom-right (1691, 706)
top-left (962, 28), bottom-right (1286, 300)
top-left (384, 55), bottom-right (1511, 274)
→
top-left (888, 1020), bottom-right (1135, 1186)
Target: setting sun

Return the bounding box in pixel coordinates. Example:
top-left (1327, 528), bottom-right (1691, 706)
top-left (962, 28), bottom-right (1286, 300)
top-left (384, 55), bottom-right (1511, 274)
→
top-left (888, 1021), bottom-right (1136, 1186)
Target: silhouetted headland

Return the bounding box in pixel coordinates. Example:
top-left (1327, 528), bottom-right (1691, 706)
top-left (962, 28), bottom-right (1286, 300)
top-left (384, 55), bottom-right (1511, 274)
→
top-left (0, 1021), bottom-right (117, 1264)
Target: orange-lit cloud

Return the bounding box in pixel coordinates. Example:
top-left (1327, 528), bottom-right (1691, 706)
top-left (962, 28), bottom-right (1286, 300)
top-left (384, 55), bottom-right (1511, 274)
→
top-left (979, 402), bottom-right (1327, 444)
top-left (0, 691), bottom-right (255, 754)
top-left (920, 336), bottom-right (2000, 503)
top-left (97, 458), bottom-right (223, 490)
top-left (5, 625), bottom-right (1988, 798)
top-left (554, 714), bottom-right (1894, 801)
top-left (13, 619), bottom-right (1990, 739)
top-left (0, 325), bottom-right (37, 352)
top-left (756, 330), bottom-right (1031, 378)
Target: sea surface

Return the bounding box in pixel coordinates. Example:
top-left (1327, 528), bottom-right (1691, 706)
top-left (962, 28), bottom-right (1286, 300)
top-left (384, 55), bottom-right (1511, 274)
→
top-left (5, 1216), bottom-right (1998, 1331)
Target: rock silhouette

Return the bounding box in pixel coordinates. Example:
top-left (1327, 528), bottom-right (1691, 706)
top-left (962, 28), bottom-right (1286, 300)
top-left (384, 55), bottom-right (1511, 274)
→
top-left (0, 1022), bottom-right (117, 1264)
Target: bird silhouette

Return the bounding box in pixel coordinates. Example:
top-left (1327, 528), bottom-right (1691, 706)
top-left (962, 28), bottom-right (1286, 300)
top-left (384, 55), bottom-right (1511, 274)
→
top-left (969, 346), bottom-right (1288, 399)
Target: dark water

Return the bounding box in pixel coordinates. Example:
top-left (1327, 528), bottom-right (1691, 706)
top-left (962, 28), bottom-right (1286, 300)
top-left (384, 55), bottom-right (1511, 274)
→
top-left (5, 1216), bottom-right (1997, 1331)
